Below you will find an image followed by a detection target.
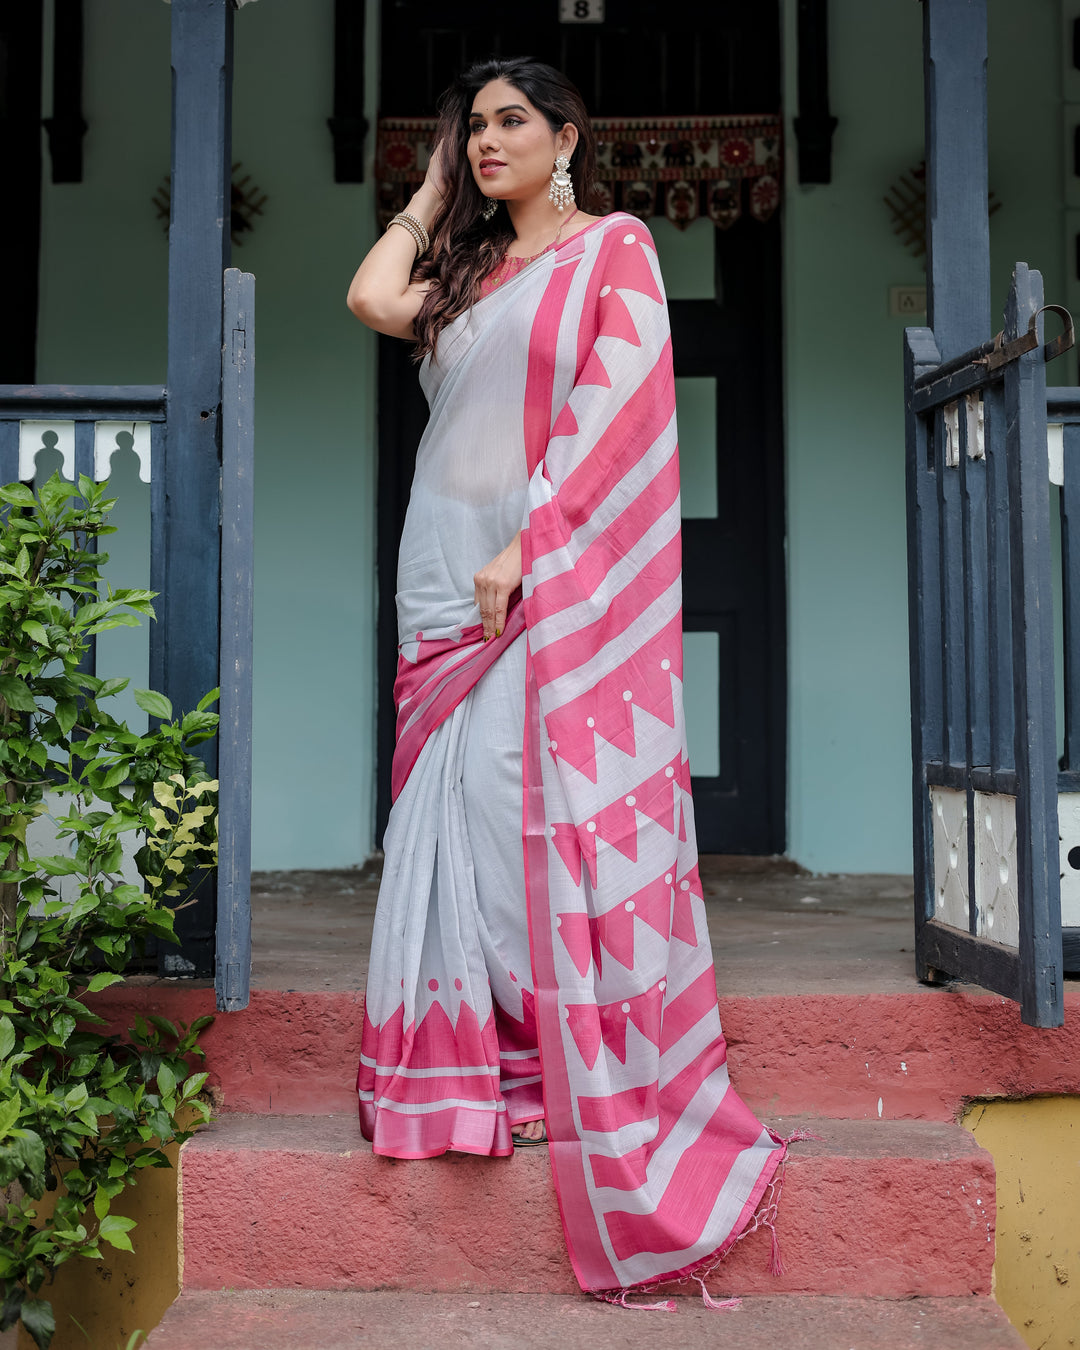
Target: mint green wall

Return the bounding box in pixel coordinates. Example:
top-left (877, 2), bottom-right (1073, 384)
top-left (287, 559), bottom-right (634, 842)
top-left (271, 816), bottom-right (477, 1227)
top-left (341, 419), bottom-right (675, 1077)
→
top-left (34, 2), bottom-right (1066, 875)
top-left (231, 2), bottom-right (378, 869)
top-left (36, 0), bottom-right (380, 870)
top-left (782, 0), bottom-right (1063, 873)
top-left (35, 1), bottom-right (167, 737)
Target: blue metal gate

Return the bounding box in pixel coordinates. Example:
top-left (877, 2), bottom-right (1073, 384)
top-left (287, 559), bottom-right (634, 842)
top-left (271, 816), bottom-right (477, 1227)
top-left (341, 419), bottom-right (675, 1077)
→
top-left (905, 267), bottom-right (1072, 1027)
top-left (906, 0), bottom-right (1077, 1028)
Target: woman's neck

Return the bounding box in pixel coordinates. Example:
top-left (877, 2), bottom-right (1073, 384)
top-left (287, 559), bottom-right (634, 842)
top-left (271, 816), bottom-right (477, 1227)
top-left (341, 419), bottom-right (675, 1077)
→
top-left (506, 194), bottom-right (570, 256)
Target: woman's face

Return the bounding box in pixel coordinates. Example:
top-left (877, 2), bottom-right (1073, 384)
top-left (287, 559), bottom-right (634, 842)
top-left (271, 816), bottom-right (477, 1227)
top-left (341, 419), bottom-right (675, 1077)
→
top-left (466, 79), bottom-right (576, 204)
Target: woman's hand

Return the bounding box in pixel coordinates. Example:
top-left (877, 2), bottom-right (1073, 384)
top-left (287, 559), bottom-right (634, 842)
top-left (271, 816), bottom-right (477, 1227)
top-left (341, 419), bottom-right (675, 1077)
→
top-left (474, 532), bottom-right (522, 642)
top-left (344, 148), bottom-right (445, 340)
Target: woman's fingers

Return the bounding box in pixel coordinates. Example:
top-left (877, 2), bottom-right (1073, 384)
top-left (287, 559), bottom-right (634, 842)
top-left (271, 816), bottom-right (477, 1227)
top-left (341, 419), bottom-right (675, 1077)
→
top-left (474, 533), bottom-right (523, 642)
top-left (473, 576), bottom-right (505, 641)
top-left (473, 575), bottom-right (509, 642)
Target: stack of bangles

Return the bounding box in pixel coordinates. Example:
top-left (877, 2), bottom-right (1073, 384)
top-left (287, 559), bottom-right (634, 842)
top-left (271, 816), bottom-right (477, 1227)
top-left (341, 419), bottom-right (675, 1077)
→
top-left (387, 211), bottom-right (430, 257)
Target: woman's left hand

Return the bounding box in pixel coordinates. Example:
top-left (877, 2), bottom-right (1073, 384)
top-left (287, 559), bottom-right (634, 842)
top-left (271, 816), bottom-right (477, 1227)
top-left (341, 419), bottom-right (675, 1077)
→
top-left (474, 532), bottom-right (522, 642)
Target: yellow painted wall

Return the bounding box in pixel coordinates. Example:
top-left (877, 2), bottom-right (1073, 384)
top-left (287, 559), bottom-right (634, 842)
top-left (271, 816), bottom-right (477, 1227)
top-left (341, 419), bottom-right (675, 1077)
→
top-left (964, 1098), bottom-right (1080, 1350)
top-left (14, 1137), bottom-right (182, 1350)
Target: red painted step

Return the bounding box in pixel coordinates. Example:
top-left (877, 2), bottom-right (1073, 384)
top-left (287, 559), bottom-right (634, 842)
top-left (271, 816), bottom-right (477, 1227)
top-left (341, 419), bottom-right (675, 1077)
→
top-left (91, 984), bottom-right (1080, 1122)
top-left (176, 1114), bottom-right (994, 1299)
top-left (144, 1290), bottom-right (1027, 1350)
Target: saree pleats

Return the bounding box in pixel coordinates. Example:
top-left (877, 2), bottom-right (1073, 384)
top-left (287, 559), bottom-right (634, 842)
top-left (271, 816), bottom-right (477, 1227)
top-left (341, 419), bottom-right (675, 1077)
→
top-left (359, 213), bottom-right (784, 1293)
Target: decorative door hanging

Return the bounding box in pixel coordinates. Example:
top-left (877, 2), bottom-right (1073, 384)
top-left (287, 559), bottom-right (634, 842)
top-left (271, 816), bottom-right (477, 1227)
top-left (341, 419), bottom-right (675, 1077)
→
top-left (375, 114), bottom-right (782, 231)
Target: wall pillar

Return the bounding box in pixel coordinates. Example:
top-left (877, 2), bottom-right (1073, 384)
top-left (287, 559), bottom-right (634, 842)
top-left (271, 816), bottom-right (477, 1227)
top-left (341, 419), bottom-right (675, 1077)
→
top-left (923, 0), bottom-right (991, 360)
top-left (157, 0), bottom-right (234, 974)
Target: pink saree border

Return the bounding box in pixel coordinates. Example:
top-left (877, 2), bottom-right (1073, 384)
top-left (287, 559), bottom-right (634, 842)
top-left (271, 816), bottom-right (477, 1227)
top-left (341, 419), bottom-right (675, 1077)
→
top-left (522, 648), bottom-right (616, 1290)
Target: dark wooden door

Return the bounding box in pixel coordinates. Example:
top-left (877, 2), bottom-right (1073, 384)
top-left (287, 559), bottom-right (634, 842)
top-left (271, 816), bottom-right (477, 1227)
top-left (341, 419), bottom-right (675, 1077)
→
top-left (376, 0), bottom-right (785, 854)
top-left (0, 1), bottom-right (43, 383)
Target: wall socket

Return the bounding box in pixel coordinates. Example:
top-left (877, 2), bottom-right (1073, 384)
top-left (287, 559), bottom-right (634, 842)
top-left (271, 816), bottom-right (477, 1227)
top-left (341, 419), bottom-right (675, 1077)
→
top-left (890, 285), bottom-right (928, 317)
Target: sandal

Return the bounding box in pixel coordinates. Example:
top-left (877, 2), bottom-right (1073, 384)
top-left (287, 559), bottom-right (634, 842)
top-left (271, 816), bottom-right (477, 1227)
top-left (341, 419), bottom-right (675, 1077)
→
top-left (511, 1122), bottom-right (548, 1146)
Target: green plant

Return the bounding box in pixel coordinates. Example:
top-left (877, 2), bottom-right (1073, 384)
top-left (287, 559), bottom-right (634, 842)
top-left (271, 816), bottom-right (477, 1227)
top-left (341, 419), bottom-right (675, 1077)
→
top-left (0, 475), bottom-right (220, 1348)
top-left (72, 1325), bottom-right (147, 1350)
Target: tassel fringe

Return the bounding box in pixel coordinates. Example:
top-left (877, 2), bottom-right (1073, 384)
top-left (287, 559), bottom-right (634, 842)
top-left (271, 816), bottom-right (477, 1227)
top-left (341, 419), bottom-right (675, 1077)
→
top-left (593, 1123), bottom-right (820, 1313)
top-left (592, 1289), bottom-right (677, 1312)
top-left (695, 1276), bottom-right (742, 1311)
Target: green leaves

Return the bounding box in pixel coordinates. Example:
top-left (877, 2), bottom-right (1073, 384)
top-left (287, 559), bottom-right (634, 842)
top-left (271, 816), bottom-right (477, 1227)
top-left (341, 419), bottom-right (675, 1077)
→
top-left (97, 1215), bottom-right (137, 1252)
top-left (20, 620), bottom-right (49, 646)
top-left (0, 1097), bottom-right (20, 1139)
top-left (0, 475), bottom-right (218, 1350)
top-left (16, 1297), bottom-right (54, 1350)
top-left (53, 699), bottom-right (77, 736)
top-left (134, 689), bottom-right (173, 721)
top-left (0, 676), bottom-right (37, 713)
top-left (1, 1285), bottom-right (27, 1334)
top-left (36, 856), bottom-right (82, 878)
top-left (37, 475), bottom-right (78, 516)
top-left (85, 971), bottom-right (124, 994)
top-left (0, 482), bottom-right (37, 509)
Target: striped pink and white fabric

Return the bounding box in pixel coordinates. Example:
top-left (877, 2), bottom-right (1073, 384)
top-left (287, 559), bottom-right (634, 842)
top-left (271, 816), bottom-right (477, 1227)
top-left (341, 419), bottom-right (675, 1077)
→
top-left (359, 213), bottom-right (785, 1298)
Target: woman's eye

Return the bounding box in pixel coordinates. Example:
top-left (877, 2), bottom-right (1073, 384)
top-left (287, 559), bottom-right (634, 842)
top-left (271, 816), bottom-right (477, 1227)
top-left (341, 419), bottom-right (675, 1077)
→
top-left (470, 124), bottom-right (483, 135)
top-left (503, 117), bottom-right (522, 127)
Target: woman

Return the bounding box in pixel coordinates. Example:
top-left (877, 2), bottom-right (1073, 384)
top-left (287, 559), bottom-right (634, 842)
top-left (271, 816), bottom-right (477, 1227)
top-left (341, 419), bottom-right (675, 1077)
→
top-left (347, 57), bottom-right (790, 1306)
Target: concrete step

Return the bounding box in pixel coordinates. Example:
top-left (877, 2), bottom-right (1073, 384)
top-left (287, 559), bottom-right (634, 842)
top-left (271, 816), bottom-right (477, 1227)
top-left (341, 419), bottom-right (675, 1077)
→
top-left (91, 982), bottom-right (1080, 1122)
top-left (177, 1114), bottom-right (994, 1299)
top-left (144, 1290), bottom-right (1027, 1350)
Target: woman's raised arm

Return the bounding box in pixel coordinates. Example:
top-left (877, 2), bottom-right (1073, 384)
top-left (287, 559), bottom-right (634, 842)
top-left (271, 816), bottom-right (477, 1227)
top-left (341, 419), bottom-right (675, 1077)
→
top-left (346, 149), bottom-right (446, 340)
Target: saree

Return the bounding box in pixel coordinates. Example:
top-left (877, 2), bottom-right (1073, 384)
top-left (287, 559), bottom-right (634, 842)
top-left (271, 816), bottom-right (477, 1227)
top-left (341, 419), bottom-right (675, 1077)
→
top-left (358, 212), bottom-right (787, 1300)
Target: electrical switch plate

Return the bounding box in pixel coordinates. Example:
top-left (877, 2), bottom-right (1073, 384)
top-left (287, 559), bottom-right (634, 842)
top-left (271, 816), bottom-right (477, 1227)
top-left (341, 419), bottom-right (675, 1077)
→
top-left (890, 285), bottom-right (927, 317)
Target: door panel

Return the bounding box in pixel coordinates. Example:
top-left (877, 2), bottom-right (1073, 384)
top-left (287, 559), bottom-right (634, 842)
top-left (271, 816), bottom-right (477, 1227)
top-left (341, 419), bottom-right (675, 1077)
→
top-left (379, 0), bottom-right (779, 117)
top-left (376, 1), bottom-right (785, 853)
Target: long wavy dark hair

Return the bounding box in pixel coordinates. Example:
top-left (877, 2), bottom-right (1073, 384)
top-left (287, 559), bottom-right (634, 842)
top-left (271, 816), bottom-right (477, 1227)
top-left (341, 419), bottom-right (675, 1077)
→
top-left (413, 57), bottom-right (597, 360)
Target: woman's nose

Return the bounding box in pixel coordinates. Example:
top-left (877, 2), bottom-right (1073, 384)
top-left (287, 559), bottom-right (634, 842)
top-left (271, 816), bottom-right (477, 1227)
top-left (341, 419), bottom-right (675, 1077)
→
top-left (478, 127), bottom-right (500, 153)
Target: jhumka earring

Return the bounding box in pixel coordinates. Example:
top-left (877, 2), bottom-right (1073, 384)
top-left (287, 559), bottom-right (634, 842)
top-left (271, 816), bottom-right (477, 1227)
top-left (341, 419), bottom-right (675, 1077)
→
top-left (548, 155), bottom-right (574, 211)
top-left (481, 197), bottom-right (498, 222)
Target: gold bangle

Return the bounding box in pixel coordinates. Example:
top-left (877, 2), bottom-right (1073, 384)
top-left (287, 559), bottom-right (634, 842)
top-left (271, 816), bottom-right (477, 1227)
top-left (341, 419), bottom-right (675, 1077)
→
top-left (387, 217), bottom-right (423, 254)
top-left (395, 210), bottom-right (430, 253)
top-left (386, 217), bottom-right (423, 256)
top-left (387, 214), bottom-right (428, 257)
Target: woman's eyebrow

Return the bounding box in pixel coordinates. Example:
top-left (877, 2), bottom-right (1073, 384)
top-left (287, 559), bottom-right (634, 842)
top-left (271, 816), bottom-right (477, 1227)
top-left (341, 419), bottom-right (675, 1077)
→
top-left (469, 104), bottom-right (530, 118)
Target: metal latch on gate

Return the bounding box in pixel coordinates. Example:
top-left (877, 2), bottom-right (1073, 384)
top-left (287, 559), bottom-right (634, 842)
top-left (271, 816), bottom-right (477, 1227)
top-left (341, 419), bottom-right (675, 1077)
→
top-left (979, 304), bottom-right (1075, 372)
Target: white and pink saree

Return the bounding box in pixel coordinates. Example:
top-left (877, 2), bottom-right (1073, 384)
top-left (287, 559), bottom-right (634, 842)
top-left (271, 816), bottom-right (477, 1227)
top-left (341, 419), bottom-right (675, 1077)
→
top-left (358, 212), bottom-right (787, 1300)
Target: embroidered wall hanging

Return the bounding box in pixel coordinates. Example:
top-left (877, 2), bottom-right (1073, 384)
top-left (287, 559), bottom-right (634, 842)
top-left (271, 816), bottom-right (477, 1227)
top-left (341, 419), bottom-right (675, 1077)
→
top-left (375, 114), bottom-right (782, 231)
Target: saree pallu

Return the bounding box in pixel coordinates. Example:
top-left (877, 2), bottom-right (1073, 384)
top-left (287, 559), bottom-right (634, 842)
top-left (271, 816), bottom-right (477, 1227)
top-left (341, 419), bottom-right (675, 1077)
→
top-left (359, 213), bottom-right (786, 1297)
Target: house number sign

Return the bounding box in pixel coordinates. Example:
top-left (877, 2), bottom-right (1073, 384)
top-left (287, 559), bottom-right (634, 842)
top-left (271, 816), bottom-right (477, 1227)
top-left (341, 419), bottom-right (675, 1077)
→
top-left (559, 0), bottom-right (605, 22)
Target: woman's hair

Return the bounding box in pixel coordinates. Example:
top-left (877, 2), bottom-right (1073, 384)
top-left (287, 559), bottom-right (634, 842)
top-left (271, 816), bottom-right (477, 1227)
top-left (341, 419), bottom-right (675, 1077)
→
top-left (412, 57), bottom-right (597, 360)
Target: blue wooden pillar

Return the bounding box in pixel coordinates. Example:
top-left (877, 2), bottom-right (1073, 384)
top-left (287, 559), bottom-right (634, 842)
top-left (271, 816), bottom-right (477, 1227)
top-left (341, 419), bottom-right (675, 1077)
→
top-left (923, 0), bottom-right (991, 359)
top-left (909, 0), bottom-right (992, 985)
top-left (156, 0), bottom-right (234, 975)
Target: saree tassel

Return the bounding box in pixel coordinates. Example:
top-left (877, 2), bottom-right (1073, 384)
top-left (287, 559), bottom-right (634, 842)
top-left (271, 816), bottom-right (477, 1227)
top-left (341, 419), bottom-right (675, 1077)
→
top-left (780, 1126), bottom-right (822, 1144)
top-left (767, 1220), bottom-right (785, 1277)
top-left (695, 1277), bottom-right (741, 1311)
top-left (761, 1124), bottom-right (820, 1278)
top-left (593, 1290), bottom-right (677, 1312)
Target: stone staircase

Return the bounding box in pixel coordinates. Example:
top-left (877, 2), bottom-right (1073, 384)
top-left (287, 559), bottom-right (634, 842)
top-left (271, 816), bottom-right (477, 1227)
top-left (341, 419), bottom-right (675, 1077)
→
top-left (83, 972), bottom-right (1072, 1348)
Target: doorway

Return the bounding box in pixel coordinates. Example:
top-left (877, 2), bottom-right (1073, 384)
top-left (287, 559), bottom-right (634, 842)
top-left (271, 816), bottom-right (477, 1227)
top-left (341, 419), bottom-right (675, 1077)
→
top-left (375, 0), bottom-right (786, 854)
